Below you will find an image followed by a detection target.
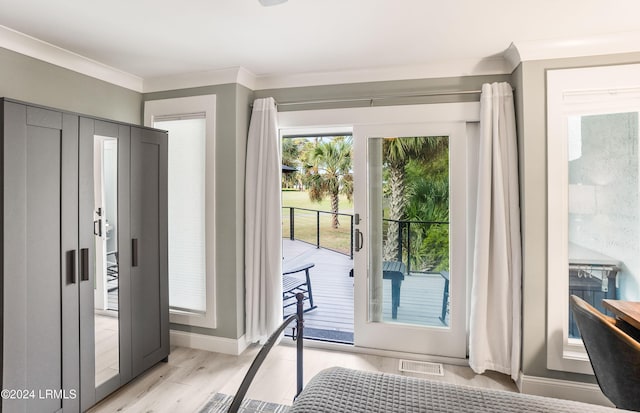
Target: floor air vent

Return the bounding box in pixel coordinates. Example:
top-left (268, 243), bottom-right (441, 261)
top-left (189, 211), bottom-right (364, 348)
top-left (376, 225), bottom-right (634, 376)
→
top-left (398, 359), bottom-right (444, 376)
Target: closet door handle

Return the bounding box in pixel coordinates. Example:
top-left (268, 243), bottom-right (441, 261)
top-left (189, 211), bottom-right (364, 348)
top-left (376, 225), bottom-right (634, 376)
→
top-left (132, 238), bottom-right (139, 267)
top-left (80, 248), bottom-right (89, 281)
top-left (67, 250), bottom-right (77, 284)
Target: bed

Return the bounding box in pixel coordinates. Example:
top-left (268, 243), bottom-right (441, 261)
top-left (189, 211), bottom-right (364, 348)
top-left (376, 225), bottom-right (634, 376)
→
top-left (290, 366), bottom-right (623, 413)
top-left (229, 294), bottom-right (626, 413)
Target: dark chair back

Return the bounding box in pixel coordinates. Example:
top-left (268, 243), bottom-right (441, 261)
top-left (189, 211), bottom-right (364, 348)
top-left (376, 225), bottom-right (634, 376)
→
top-left (570, 295), bottom-right (640, 411)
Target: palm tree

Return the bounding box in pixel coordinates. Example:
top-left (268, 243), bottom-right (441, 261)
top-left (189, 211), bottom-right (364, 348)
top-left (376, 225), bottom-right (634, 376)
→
top-left (383, 136), bottom-right (447, 261)
top-left (281, 138), bottom-right (301, 189)
top-left (305, 137), bottom-right (353, 229)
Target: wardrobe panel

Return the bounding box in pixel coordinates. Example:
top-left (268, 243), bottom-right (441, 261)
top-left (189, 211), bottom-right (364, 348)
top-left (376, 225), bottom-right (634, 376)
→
top-left (78, 117), bottom-right (97, 412)
top-left (26, 124), bottom-right (63, 413)
top-left (2, 102), bottom-right (29, 413)
top-left (2, 102), bottom-right (78, 413)
top-left (116, 124), bottom-right (133, 386)
top-left (130, 127), bottom-right (168, 376)
top-left (61, 112), bottom-right (81, 413)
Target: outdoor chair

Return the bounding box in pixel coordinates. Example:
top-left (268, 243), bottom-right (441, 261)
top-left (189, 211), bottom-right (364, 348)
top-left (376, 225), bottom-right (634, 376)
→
top-left (382, 261), bottom-right (405, 319)
top-left (106, 250), bottom-right (118, 292)
top-left (570, 295), bottom-right (640, 411)
top-left (283, 262), bottom-right (317, 313)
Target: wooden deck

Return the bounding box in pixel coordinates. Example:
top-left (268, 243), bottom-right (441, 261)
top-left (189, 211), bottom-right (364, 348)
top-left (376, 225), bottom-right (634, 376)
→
top-left (282, 239), bottom-right (450, 343)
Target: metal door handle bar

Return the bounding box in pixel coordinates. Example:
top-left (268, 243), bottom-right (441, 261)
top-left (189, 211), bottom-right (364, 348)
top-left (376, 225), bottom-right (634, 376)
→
top-left (80, 248), bottom-right (89, 281)
top-left (132, 238), bottom-right (138, 267)
top-left (67, 250), bottom-right (76, 284)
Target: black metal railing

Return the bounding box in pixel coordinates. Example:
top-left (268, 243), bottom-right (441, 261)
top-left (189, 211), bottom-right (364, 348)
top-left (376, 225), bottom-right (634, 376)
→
top-left (228, 293), bottom-right (305, 413)
top-left (282, 207), bottom-right (449, 271)
top-left (283, 207), bottom-right (355, 258)
top-left (383, 218), bottom-right (450, 274)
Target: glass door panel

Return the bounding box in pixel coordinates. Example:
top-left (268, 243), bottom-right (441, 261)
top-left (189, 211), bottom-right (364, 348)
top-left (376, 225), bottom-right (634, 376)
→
top-left (367, 136), bottom-right (450, 326)
top-left (353, 123), bottom-right (467, 358)
top-left (567, 112), bottom-right (638, 339)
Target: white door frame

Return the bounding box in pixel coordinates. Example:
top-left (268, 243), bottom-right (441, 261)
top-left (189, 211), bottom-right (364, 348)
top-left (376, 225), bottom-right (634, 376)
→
top-left (278, 102), bottom-right (479, 358)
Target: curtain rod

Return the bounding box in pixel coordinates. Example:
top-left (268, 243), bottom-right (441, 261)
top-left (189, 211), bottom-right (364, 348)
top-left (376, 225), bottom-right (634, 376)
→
top-left (251, 89), bottom-right (485, 108)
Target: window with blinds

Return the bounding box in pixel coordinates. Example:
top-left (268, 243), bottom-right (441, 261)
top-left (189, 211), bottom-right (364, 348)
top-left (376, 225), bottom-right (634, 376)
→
top-left (154, 115), bottom-right (206, 314)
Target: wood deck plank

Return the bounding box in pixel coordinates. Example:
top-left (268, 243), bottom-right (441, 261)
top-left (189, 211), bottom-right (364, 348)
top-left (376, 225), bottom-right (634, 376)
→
top-left (282, 240), bottom-right (451, 338)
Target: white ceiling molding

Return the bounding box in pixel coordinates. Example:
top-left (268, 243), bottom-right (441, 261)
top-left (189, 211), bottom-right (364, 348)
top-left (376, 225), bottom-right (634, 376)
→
top-left (142, 66), bottom-right (257, 93)
top-left (0, 25), bottom-right (143, 92)
top-left (143, 58), bottom-right (511, 93)
top-left (252, 58), bottom-right (511, 90)
top-left (506, 30), bottom-right (640, 72)
top-left (503, 43), bottom-right (522, 72)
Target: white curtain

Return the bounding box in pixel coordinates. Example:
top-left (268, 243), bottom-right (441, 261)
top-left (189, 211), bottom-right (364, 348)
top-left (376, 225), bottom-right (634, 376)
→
top-left (469, 82), bottom-right (522, 381)
top-left (245, 97), bottom-right (282, 343)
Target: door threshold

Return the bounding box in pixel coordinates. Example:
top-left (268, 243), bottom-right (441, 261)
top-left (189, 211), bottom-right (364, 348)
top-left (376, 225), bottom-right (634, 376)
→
top-left (279, 337), bottom-right (468, 367)
top-left (285, 327), bottom-right (353, 344)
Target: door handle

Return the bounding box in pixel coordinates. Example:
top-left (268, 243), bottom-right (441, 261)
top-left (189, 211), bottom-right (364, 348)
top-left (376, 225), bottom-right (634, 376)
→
top-left (355, 229), bottom-right (364, 252)
top-left (94, 219), bottom-right (102, 237)
top-left (67, 250), bottom-right (77, 284)
top-left (132, 238), bottom-right (139, 267)
top-left (80, 248), bottom-right (89, 281)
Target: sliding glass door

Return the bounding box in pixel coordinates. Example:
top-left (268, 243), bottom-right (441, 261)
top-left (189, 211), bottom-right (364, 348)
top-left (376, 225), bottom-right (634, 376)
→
top-left (353, 122), bottom-right (468, 358)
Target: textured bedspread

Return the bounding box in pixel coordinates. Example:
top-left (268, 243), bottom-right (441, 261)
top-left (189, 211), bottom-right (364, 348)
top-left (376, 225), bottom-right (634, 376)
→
top-left (290, 367), bottom-right (623, 413)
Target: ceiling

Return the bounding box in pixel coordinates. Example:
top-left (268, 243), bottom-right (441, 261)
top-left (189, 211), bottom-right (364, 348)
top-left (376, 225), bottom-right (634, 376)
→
top-left (1, 0), bottom-right (640, 83)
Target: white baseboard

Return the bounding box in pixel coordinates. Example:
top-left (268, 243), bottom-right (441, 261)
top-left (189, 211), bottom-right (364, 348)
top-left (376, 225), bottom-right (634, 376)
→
top-left (170, 330), bottom-right (249, 356)
top-left (520, 374), bottom-right (614, 407)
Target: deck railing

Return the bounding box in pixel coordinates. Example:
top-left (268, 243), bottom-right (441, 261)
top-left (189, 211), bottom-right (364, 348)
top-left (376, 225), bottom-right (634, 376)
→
top-left (383, 218), bottom-right (449, 274)
top-left (282, 207), bottom-right (449, 272)
top-left (283, 207), bottom-right (355, 258)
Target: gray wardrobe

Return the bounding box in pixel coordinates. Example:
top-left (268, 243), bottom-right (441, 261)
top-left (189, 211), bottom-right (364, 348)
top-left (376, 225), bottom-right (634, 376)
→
top-left (1, 99), bottom-right (169, 412)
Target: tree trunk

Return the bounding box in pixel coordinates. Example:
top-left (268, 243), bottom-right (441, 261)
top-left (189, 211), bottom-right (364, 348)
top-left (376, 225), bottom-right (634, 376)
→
top-left (384, 165), bottom-right (406, 261)
top-left (331, 191), bottom-right (340, 229)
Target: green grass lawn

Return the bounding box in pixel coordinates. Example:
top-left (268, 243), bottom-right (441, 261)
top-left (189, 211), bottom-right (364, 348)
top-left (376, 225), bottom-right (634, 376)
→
top-left (282, 190), bottom-right (354, 255)
top-left (282, 190), bottom-right (353, 213)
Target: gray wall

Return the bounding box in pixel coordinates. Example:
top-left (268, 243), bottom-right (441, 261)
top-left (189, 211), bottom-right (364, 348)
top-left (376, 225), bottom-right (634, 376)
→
top-left (515, 52), bottom-right (640, 383)
top-left (0, 47), bottom-right (141, 124)
top-left (145, 74), bottom-right (510, 341)
top-left (143, 84), bottom-right (253, 340)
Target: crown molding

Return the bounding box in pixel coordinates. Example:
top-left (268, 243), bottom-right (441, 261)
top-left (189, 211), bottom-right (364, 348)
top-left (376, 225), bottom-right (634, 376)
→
top-left (503, 43), bottom-right (522, 72)
top-left (252, 58), bottom-right (511, 90)
top-left (142, 58), bottom-right (511, 93)
top-left (506, 31), bottom-right (640, 72)
top-left (142, 66), bottom-right (258, 93)
top-left (0, 25), bottom-right (143, 92)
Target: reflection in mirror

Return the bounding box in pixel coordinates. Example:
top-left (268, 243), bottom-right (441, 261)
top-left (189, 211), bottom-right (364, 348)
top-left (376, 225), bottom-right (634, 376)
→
top-left (94, 136), bottom-right (119, 386)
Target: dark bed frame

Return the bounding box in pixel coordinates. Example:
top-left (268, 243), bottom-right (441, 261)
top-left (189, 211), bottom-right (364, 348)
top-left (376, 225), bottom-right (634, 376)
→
top-left (228, 293), bottom-right (306, 413)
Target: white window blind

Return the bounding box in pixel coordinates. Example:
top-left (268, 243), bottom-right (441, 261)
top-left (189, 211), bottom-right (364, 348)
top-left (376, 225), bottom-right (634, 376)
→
top-left (155, 116), bottom-right (206, 314)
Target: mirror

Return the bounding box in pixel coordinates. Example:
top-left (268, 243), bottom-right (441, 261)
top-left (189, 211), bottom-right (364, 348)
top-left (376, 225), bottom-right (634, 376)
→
top-left (93, 136), bottom-right (119, 386)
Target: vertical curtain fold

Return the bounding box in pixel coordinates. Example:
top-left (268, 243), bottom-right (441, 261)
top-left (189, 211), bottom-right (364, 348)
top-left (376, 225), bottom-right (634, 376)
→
top-left (245, 97), bottom-right (282, 344)
top-left (469, 82), bottom-right (522, 382)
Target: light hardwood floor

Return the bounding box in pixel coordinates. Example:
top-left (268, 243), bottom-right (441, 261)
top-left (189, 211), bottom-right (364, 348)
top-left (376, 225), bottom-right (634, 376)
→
top-left (95, 312), bottom-right (119, 386)
top-left (88, 343), bottom-right (517, 413)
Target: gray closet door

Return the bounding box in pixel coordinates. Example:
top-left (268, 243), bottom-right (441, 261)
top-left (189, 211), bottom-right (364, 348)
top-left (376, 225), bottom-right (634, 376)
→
top-left (130, 126), bottom-right (169, 376)
top-left (2, 102), bottom-right (79, 413)
top-left (78, 118), bottom-right (133, 411)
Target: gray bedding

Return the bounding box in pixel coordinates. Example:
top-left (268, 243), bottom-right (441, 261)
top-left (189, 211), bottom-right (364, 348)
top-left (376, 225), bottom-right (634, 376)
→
top-left (290, 367), bottom-right (623, 413)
